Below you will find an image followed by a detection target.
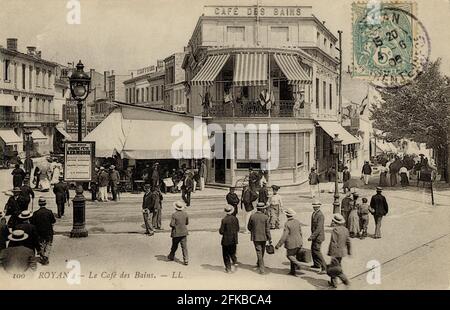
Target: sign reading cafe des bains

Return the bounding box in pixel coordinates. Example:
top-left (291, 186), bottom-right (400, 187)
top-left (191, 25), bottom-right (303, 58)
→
top-left (205, 5), bottom-right (307, 17)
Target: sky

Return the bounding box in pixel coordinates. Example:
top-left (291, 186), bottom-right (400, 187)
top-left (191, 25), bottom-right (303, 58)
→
top-left (0, 0), bottom-right (449, 75)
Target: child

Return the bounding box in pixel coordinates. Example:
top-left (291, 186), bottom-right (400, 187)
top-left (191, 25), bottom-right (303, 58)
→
top-left (327, 257), bottom-right (350, 288)
top-left (347, 193), bottom-right (360, 238)
top-left (358, 197), bottom-right (370, 239)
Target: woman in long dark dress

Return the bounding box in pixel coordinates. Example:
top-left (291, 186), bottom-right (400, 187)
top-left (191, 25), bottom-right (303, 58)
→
top-left (379, 164), bottom-right (389, 187)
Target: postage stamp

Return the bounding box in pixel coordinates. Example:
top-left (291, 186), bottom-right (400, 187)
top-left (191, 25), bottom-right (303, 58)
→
top-left (352, 1), bottom-right (430, 88)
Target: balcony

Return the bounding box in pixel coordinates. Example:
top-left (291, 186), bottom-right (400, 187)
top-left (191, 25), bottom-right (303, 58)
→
top-left (0, 112), bottom-right (59, 124)
top-left (203, 100), bottom-right (311, 118)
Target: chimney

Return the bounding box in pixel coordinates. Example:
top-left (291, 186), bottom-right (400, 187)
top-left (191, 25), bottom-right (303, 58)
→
top-left (7, 38), bottom-right (18, 51)
top-left (27, 46), bottom-right (36, 55)
top-left (36, 51), bottom-right (42, 58)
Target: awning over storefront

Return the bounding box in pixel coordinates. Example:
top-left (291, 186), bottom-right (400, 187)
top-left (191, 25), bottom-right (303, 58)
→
top-left (31, 129), bottom-right (47, 141)
top-left (191, 54), bottom-right (230, 86)
top-left (233, 52), bottom-right (268, 86)
top-left (84, 110), bottom-right (129, 158)
top-left (0, 129), bottom-right (22, 145)
top-left (84, 109), bottom-right (211, 159)
top-left (273, 54), bottom-right (311, 85)
top-left (317, 121), bottom-right (360, 145)
top-left (55, 126), bottom-right (73, 141)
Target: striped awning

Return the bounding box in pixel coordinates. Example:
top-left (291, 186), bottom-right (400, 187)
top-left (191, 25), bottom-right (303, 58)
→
top-left (233, 52), bottom-right (268, 86)
top-left (191, 54), bottom-right (230, 86)
top-left (274, 54), bottom-right (311, 85)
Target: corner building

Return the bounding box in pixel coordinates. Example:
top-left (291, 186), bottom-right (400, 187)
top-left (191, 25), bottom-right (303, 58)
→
top-left (183, 5), bottom-right (359, 186)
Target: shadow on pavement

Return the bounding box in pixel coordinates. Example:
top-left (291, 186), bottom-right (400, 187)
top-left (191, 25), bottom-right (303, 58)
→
top-left (155, 254), bottom-right (184, 265)
top-left (300, 276), bottom-right (330, 289)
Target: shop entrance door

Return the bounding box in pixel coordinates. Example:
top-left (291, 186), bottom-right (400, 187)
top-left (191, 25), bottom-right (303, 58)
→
top-left (215, 134), bottom-right (226, 183)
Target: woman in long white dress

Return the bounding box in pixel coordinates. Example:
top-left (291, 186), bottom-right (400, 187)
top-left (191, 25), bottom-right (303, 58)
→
top-left (50, 162), bottom-right (61, 185)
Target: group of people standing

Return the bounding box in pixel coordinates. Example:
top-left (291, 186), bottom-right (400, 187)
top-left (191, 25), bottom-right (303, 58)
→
top-left (90, 165), bottom-right (121, 202)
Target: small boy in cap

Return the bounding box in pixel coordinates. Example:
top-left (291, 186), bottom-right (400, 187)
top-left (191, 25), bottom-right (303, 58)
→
top-left (219, 205), bottom-right (240, 273)
top-left (31, 197), bottom-right (56, 265)
top-left (327, 214), bottom-right (351, 288)
top-left (268, 185), bottom-right (283, 229)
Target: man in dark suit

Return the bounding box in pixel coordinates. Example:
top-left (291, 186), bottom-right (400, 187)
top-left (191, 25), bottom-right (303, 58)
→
top-left (226, 187), bottom-right (240, 216)
top-left (151, 187), bottom-right (163, 230)
top-left (181, 171), bottom-right (194, 207)
top-left (53, 175), bottom-right (69, 218)
top-left (168, 201), bottom-right (189, 265)
top-left (258, 182), bottom-right (269, 204)
top-left (18, 176), bottom-right (34, 212)
top-left (219, 205), bottom-right (240, 273)
top-left (4, 187), bottom-right (21, 229)
top-left (142, 184), bottom-right (155, 236)
top-left (327, 214), bottom-right (351, 288)
top-left (31, 198), bottom-right (56, 265)
top-left (308, 202), bottom-right (327, 274)
top-left (14, 210), bottom-right (40, 255)
top-left (247, 202), bottom-right (271, 274)
top-left (241, 184), bottom-right (258, 233)
top-left (369, 187), bottom-right (389, 239)
top-left (275, 208), bottom-right (303, 276)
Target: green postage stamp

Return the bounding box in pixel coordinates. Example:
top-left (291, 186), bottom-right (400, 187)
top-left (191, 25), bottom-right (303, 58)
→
top-left (352, 1), bottom-right (430, 87)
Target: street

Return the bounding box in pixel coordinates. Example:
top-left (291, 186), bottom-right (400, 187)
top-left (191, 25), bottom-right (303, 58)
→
top-left (1, 168), bottom-right (449, 289)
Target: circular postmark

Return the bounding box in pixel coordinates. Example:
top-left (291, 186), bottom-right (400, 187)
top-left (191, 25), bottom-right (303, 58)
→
top-left (352, 4), bottom-right (431, 88)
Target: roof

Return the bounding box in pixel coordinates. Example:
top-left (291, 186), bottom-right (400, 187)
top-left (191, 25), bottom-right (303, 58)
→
top-left (0, 47), bottom-right (58, 67)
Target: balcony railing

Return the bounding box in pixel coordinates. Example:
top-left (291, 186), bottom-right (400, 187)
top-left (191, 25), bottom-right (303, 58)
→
top-left (203, 100), bottom-right (311, 118)
top-left (0, 112), bottom-right (59, 123)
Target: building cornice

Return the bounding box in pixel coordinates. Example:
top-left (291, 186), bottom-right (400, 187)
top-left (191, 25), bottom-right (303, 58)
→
top-left (0, 47), bottom-right (58, 68)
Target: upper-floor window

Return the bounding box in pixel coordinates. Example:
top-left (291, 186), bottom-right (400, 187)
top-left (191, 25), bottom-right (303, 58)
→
top-left (324, 38), bottom-right (327, 49)
top-left (48, 71), bottom-right (52, 89)
top-left (315, 78), bottom-right (320, 109)
top-left (329, 84), bottom-right (333, 110)
top-left (323, 81), bottom-right (327, 109)
top-left (22, 64), bottom-right (26, 89)
top-left (227, 26), bottom-right (245, 44)
top-left (29, 66), bottom-right (33, 89)
top-left (316, 32), bottom-right (320, 43)
top-left (271, 27), bottom-right (289, 45)
top-left (42, 70), bottom-right (46, 88)
top-left (13, 63), bottom-right (17, 87)
top-left (4, 59), bottom-right (10, 81)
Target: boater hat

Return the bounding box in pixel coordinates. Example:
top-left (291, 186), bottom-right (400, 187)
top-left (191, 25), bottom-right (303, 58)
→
top-left (224, 204), bottom-right (235, 215)
top-left (8, 230), bottom-right (28, 242)
top-left (312, 201), bottom-right (322, 207)
top-left (284, 208), bottom-right (296, 217)
top-left (174, 201), bottom-right (185, 211)
top-left (12, 187), bottom-right (21, 193)
top-left (376, 187), bottom-right (383, 192)
top-left (256, 202), bottom-right (267, 209)
top-left (332, 214), bottom-right (346, 225)
top-left (18, 210), bottom-right (33, 219)
top-left (271, 185), bottom-right (280, 191)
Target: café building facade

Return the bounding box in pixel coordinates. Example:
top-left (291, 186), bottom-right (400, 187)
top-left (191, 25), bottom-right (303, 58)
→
top-left (182, 5), bottom-right (359, 186)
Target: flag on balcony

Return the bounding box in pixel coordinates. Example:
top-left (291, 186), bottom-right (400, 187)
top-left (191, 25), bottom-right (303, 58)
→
top-left (273, 53), bottom-right (311, 85)
top-left (191, 54), bottom-right (230, 86)
top-left (233, 52), bottom-right (268, 86)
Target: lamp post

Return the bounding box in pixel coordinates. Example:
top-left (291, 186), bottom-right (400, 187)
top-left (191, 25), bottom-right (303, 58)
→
top-left (332, 134), bottom-right (343, 216)
top-left (68, 60), bottom-right (91, 238)
top-left (23, 129), bottom-right (32, 174)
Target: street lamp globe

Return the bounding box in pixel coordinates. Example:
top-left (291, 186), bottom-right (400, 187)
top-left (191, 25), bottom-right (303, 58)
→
top-left (69, 60), bottom-right (91, 102)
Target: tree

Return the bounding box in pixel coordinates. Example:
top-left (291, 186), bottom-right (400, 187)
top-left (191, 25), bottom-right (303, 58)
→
top-left (370, 59), bottom-right (450, 181)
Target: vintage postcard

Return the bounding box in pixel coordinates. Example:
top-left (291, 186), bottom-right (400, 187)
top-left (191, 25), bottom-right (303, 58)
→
top-left (0, 0), bottom-right (449, 292)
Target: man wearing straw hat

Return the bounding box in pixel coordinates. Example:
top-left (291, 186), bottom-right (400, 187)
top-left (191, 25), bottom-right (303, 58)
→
top-left (219, 205), bottom-right (240, 273)
top-left (31, 197), bottom-right (56, 265)
top-left (327, 214), bottom-right (352, 288)
top-left (0, 230), bottom-right (37, 272)
top-left (247, 202), bottom-right (271, 274)
top-left (275, 208), bottom-right (303, 276)
top-left (15, 210), bottom-right (40, 255)
top-left (308, 202), bottom-right (327, 274)
top-left (168, 201), bottom-right (189, 265)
